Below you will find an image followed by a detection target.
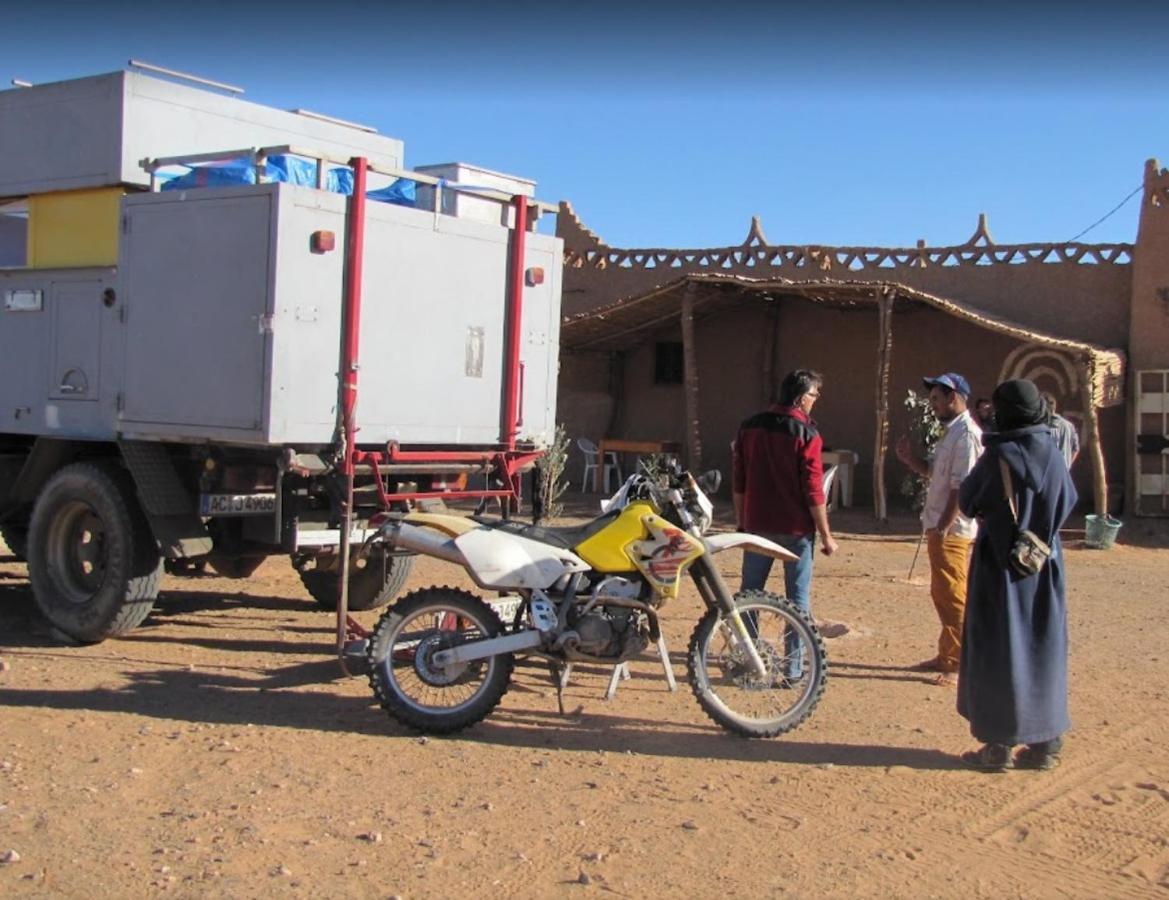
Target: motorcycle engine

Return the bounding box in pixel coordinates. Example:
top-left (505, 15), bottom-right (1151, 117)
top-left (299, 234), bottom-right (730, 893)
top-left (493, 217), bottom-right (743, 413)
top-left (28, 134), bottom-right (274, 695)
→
top-left (566, 577), bottom-right (649, 659)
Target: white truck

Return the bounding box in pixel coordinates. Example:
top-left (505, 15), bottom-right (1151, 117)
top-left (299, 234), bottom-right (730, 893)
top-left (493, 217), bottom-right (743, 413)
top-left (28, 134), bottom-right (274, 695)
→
top-left (0, 66), bottom-right (562, 642)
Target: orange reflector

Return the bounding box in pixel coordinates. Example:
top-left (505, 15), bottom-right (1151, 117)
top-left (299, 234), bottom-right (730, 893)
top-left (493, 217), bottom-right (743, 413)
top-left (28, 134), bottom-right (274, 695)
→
top-left (525, 266), bottom-right (545, 286)
top-left (311, 230), bottom-right (336, 253)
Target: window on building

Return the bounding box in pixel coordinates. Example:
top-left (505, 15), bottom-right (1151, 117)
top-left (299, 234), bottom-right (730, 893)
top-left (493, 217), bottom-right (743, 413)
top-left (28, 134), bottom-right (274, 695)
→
top-left (654, 341), bottom-right (684, 385)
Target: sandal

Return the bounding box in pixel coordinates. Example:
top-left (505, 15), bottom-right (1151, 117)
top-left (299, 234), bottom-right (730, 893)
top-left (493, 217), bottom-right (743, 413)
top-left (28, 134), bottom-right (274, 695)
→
top-left (961, 743), bottom-right (1013, 772)
top-left (932, 671), bottom-right (958, 687)
top-left (1014, 742), bottom-right (1062, 771)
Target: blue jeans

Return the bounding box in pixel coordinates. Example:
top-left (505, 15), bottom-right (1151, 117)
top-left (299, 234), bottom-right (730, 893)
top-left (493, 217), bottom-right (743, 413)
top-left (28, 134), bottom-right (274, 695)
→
top-left (741, 533), bottom-right (815, 678)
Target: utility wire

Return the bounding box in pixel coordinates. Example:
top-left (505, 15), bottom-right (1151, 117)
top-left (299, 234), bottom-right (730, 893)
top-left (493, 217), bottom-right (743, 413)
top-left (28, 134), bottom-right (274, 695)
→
top-left (1066, 183), bottom-right (1144, 242)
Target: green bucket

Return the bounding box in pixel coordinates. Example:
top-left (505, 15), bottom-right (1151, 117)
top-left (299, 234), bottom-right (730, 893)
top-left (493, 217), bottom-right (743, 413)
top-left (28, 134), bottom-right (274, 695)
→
top-left (1084, 514), bottom-right (1122, 550)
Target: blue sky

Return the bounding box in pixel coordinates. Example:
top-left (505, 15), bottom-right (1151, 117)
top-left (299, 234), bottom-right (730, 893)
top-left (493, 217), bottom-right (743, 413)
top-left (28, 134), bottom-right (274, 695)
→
top-left (5, 0), bottom-right (1168, 249)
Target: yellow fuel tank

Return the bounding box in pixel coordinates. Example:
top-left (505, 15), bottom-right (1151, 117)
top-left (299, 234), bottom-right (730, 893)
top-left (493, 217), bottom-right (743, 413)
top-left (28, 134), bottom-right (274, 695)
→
top-left (573, 501), bottom-right (655, 572)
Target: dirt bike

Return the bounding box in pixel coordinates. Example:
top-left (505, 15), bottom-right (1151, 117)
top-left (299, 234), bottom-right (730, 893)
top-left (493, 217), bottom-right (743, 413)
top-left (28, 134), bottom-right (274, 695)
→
top-left (364, 460), bottom-right (827, 737)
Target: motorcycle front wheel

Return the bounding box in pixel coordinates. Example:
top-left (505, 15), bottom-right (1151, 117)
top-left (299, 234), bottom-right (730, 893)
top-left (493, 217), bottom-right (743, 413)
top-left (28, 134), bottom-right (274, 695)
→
top-left (368, 586), bottom-right (513, 734)
top-left (687, 589), bottom-right (827, 738)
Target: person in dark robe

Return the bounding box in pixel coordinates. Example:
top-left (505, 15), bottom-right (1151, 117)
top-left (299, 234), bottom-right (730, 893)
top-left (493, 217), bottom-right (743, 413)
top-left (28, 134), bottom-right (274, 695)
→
top-left (955, 379), bottom-right (1078, 772)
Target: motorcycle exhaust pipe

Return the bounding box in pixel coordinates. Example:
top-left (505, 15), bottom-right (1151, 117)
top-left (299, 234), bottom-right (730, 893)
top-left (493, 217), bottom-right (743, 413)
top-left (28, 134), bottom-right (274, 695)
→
top-left (378, 520), bottom-right (467, 567)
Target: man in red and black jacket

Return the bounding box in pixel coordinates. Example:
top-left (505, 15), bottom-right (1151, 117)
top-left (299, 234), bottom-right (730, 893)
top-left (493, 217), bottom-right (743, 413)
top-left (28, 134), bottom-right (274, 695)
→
top-left (732, 369), bottom-right (838, 679)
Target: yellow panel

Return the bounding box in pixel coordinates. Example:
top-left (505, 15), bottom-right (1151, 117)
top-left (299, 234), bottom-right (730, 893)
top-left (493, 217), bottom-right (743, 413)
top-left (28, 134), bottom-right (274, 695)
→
top-left (574, 501), bottom-right (654, 572)
top-left (27, 188), bottom-right (124, 268)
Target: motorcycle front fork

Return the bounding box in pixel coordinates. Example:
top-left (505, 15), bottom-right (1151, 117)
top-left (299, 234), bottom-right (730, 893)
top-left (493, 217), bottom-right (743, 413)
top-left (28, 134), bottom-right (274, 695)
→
top-left (689, 557), bottom-right (770, 678)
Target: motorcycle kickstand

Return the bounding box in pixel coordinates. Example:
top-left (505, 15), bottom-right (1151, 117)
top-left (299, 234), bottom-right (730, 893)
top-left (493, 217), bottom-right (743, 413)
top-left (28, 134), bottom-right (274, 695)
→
top-left (548, 661), bottom-right (567, 715)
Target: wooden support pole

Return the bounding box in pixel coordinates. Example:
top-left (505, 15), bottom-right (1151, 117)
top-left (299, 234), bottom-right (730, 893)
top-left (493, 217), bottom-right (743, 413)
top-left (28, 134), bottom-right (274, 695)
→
top-left (1078, 357), bottom-right (1109, 516)
top-left (607, 350), bottom-right (626, 439)
top-left (681, 282), bottom-right (703, 471)
top-left (761, 303), bottom-right (777, 407)
top-left (872, 290), bottom-right (895, 521)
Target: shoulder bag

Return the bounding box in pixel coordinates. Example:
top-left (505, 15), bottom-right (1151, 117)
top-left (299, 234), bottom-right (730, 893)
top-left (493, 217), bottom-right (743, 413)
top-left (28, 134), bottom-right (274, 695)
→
top-left (999, 457), bottom-right (1052, 577)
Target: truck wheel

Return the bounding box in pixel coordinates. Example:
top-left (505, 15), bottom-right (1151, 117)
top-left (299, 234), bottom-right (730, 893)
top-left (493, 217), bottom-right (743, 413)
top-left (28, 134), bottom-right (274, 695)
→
top-left (27, 463), bottom-right (162, 643)
top-left (297, 548), bottom-right (414, 612)
top-left (0, 522), bottom-right (29, 561)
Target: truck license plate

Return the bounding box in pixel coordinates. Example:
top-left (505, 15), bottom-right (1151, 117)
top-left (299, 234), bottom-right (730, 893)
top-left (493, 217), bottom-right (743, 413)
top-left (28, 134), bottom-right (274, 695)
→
top-left (199, 493), bottom-right (277, 516)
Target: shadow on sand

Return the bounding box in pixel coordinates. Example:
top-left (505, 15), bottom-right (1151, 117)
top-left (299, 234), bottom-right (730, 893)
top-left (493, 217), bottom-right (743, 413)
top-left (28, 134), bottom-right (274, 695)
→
top-left (0, 648), bottom-right (961, 772)
top-left (1, 565), bottom-right (962, 770)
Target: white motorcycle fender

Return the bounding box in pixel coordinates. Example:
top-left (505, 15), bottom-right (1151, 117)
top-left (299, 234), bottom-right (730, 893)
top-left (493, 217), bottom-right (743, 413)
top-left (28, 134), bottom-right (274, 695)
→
top-left (454, 528), bottom-right (591, 590)
top-left (705, 532), bottom-right (800, 563)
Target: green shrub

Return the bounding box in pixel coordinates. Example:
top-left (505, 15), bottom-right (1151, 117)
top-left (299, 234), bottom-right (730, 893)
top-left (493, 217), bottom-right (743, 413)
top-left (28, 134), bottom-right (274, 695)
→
top-left (899, 389), bottom-right (945, 513)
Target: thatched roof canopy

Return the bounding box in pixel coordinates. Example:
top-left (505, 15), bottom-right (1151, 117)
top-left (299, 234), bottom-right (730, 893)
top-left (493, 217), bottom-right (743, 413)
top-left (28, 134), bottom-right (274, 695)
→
top-left (561, 272), bottom-right (1124, 407)
top-left (562, 271), bottom-right (1125, 517)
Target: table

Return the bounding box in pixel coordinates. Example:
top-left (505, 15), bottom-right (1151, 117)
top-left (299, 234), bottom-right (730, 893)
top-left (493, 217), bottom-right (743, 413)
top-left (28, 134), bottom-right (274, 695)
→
top-left (822, 449), bottom-right (858, 508)
top-left (598, 439), bottom-right (682, 483)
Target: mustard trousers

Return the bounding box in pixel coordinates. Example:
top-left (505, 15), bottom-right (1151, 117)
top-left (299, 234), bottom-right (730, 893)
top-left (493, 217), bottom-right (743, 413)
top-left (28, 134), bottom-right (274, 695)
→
top-left (925, 530), bottom-right (973, 670)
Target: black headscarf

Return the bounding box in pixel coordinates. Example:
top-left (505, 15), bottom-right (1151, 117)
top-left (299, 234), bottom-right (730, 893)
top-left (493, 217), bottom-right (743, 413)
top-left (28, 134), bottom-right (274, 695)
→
top-left (992, 378), bottom-right (1048, 432)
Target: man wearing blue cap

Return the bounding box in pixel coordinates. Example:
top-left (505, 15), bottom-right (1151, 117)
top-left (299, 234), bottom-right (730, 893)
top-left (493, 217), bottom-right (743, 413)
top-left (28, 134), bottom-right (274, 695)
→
top-left (895, 372), bottom-right (983, 685)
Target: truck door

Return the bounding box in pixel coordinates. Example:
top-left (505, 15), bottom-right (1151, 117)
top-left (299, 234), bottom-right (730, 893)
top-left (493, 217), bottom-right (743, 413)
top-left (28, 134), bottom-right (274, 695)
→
top-left (119, 192), bottom-right (272, 435)
top-left (49, 280), bottom-right (102, 402)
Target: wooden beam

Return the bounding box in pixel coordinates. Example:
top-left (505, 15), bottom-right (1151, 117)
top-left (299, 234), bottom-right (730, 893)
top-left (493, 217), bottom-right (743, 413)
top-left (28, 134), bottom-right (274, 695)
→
top-left (607, 350), bottom-right (626, 440)
top-left (681, 283), bottom-right (703, 471)
top-left (1078, 357), bottom-right (1109, 515)
top-left (761, 303), bottom-right (778, 406)
top-left (872, 290), bottom-right (894, 521)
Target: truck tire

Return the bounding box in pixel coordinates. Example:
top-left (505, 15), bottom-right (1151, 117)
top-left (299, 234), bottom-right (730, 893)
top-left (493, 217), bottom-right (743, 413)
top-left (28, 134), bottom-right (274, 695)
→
top-left (298, 548), bottom-right (414, 612)
top-left (27, 462), bottom-right (162, 643)
top-left (0, 522), bottom-right (29, 561)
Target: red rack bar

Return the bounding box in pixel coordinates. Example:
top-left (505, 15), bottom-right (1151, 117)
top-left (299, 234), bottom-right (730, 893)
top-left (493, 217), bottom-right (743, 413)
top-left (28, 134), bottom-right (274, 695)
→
top-left (501, 195), bottom-right (529, 449)
top-left (340, 157), bottom-right (369, 478)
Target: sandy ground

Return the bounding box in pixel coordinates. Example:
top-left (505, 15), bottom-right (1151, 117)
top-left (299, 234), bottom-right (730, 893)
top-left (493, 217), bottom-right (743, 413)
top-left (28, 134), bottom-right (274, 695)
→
top-left (1, 501), bottom-right (1168, 899)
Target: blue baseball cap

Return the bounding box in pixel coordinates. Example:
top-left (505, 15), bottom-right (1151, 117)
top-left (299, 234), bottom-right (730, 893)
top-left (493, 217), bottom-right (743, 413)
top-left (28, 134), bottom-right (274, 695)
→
top-left (922, 372), bottom-right (971, 398)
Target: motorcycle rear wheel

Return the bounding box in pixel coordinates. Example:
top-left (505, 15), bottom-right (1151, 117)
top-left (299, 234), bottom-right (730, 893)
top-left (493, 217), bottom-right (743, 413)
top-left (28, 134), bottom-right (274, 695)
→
top-left (687, 589), bottom-right (827, 738)
top-left (368, 586), bottom-right (513, 734)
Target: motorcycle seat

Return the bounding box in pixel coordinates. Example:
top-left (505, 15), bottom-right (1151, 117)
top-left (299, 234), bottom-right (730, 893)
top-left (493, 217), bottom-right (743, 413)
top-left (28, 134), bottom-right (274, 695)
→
top-left (472, 509), bottom-right (621, 551)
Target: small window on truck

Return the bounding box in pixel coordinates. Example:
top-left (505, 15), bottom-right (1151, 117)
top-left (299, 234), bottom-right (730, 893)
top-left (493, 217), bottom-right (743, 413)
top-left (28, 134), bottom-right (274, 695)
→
top-left (0, 198), bottom-right (29, 268)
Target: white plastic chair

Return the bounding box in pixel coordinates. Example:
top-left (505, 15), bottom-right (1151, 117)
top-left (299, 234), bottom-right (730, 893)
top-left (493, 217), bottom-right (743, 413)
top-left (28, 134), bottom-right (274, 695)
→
top-left (577, 438), bottom-right (622, 493)
top-left (823, 465), bottom-right (839, 512)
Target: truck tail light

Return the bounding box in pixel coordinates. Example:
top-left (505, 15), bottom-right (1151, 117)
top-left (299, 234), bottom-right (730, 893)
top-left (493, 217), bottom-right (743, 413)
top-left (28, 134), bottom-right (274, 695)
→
top-left (311, 230), bottom-right (336, 253)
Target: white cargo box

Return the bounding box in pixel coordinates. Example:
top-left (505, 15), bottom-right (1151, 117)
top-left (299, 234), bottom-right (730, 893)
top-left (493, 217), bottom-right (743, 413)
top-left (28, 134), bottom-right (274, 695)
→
top-left (0, 71), bottom-right (405, 198)
top-left (414, 162), bottom-right (536, 228)
top-left (0, 182), bottom-right (562, 448)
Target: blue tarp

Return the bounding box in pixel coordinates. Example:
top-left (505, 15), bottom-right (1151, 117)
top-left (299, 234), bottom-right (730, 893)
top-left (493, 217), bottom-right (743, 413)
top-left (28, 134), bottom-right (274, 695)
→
top-left (161, 154), bottom-right (415, 206)
top-left (368, 178), bottom-right (416, 206)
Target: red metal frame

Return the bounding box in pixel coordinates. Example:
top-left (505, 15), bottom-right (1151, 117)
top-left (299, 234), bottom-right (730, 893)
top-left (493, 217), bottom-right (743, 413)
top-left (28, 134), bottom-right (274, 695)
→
top-left (353, 446), bottom-right (544, 507)
top-left (334, 165), bottom-right (543, 662)
top-left (340, 157), bottom-right (369, 479)
top-left (346, 616), bottom-right (370, 641)
top-left (501, 195), bottom-right (529, 449)
top-left (338, 187), bottom-right (541, 510)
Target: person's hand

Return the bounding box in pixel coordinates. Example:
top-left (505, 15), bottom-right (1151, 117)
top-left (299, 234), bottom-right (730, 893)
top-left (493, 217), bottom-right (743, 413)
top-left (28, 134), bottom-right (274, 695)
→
top-left (895, 435), bottom-right (912, 465)
top-left (821, 534), bottom-right (839, 556)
